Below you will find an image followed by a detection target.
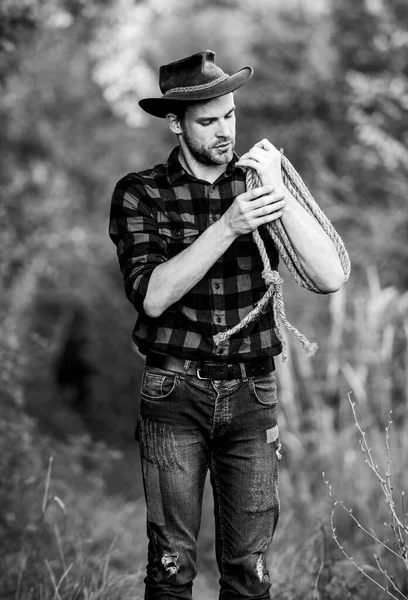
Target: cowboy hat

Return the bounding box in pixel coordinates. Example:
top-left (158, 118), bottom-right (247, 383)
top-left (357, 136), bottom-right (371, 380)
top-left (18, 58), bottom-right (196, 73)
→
top-left (139, 50), bottom-right (253, 118)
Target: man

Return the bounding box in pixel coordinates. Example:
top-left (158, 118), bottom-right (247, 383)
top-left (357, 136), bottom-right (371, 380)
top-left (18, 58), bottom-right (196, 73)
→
top-left (109, 50), bottom-right (344, 599)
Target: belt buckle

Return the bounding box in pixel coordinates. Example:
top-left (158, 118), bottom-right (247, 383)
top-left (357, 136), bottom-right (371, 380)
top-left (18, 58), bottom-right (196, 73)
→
top-left (196, 363), bottom-right (211, 380)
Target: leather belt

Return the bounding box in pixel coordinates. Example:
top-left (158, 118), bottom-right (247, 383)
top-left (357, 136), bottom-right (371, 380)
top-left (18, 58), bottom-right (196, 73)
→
top-left (145, 353), bottom-right (275, 380)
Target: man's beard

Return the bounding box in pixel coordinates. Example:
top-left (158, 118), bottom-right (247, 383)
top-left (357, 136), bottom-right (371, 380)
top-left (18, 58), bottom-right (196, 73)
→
top-left (182, 129), bottom-right (235, 166)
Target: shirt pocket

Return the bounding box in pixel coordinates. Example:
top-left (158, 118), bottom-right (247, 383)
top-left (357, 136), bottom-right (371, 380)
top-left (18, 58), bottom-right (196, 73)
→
top-left (237, 256), bottom-right (253, 271)
top-left (158, 224), bottom-right (200, 258)
top-left (237, 254), bottom-right (264, 272)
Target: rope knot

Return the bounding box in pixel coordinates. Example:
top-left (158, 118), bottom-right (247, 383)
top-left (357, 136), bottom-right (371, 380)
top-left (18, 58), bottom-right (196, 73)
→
top-left (262, 268), bottom-right (283, 287)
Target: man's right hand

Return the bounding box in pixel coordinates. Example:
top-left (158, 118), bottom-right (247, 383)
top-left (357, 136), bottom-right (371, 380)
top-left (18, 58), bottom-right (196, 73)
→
top-left (221, 185), bottom-right (286, 238)
top-left (143, 186), bottom-right (284, 318)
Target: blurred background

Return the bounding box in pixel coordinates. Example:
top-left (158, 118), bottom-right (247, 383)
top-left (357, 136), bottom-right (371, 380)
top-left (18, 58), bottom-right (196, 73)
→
top-left (1, 0), bottom-right (408, 598)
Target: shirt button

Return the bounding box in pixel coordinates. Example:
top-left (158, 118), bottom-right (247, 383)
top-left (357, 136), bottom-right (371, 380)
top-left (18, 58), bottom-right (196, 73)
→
top-left (211, 215), bottom-right (218, 222)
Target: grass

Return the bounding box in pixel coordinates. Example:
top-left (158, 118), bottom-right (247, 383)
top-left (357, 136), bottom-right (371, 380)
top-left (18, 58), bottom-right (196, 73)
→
top-left (0, 402), bottom-right (146, 600)
top-left (325, 396), bottom-right (408, 599)
top-left (1, 268), bottom-right (408, 598)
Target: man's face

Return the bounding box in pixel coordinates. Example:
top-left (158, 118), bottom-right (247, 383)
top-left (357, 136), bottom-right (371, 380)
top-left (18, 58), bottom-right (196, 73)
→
top-left (179, 93), bottom-right (236, 166)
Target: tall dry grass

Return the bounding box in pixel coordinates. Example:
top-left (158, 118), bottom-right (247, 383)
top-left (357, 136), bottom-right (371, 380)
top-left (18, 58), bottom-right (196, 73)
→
top-left (1, 266), bottom-right (407, 599)
top-left (0, 402), bottom-right (146, 600)
top-left (268, 267), bottom-right (408, 599)
top-left (325, 397), bottom-right (408, 599)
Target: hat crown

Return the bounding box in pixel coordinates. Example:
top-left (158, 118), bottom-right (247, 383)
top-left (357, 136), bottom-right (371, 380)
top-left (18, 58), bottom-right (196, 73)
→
top-left (139, 50), bottom-right (253, 117)
top-left (159, 50), bottom-right (226, 94)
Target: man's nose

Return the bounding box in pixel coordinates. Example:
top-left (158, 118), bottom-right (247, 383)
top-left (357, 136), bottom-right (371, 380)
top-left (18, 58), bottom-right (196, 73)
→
top-left (216, 119), bottom-right (231, 138)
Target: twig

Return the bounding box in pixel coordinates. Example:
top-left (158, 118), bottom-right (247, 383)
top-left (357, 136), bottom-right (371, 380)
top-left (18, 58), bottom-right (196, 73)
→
top-left (348, 396), bottom-right (408, 539)
top-left (53, 563), bottom-right (73, 600)
top-left (44, 558), bottom-right (73, 600)
top-left (54, 525), bottom-right (67, 572)
top-left (374, 554), bottom-right (408, 599)
top-left (101, 534), bottom-right (119, 590)
top-left (42, 457), bottom-right (54, 517)
top-left (313, 521), bottom-right (327, 600)
top-left (385, 413), bottom-right (393, 498)
top-left (71, 583), bottom-right (85, 600)
top-left (44, 559), bottom-right (62, 600)
top-left (313, 562), bottom-right (323, 600)
top-left (323, 394), bottom-right (408, 598)
top-left (329, 507), bottom-right (403, 600)
top-left (331, 499), bottom-right (402, 560)
top-left (14, 552), bottom-right (26, 600)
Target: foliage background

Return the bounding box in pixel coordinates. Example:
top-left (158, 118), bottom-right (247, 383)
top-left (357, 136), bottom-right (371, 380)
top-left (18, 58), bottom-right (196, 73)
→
top-left (1, 0), bottom-right (408, 597)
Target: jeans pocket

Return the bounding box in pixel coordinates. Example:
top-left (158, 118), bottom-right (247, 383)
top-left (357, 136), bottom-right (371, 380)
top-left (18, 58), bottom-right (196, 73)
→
top-left (141, 367), bottom-right (178, 400)
top-left (249, 371), bottom-right (278, 406)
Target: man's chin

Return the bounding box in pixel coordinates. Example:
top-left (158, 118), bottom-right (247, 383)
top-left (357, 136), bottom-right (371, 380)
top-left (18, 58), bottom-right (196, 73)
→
top-left (212, 147), bottom-right (233, 164)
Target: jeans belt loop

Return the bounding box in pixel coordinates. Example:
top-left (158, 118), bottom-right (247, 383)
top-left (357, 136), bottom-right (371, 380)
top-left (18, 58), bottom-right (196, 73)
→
top-left (183, 359), bottom-right (191, 375)
top-left (239, 362), bottom-right (248, 382)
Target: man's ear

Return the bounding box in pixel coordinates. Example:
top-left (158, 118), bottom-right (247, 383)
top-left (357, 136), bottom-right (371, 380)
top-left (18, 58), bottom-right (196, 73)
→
top-left (166, 113), bottom-right (183, 135)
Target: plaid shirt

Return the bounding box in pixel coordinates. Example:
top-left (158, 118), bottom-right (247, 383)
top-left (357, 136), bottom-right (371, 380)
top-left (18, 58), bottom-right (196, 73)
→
top-left (109, 147), bottom-right (282, 362)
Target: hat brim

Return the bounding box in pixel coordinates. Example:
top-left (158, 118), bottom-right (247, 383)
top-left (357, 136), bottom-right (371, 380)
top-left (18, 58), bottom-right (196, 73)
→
top-left (139, 66), bottom-right (253, 118)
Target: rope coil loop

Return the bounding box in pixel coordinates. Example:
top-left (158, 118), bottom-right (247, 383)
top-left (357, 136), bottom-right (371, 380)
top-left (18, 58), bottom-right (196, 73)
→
top-left (213, 151), bottom-right (351, 361)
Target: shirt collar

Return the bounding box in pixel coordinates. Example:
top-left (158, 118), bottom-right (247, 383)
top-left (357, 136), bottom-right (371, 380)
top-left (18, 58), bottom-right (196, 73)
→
top-left (165, 147), bottom-right (186, 186)
top-left (165, 146), bottom-right (243, 186)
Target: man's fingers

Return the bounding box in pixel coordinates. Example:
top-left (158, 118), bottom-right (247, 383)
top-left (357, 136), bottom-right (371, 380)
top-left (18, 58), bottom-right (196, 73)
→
top-left (236, 158), bottom-right (265, 175)
top-left (229, 185), bottom-right (284, 235)
top-left (240, 185), bottom-right (274, 202)
top-left (251, 192), bottom-right (285, 209)
top-left (238, 187), bottom-right (286, 207)
top-left (252, 200), bottom-right (286, 218)
top-left (253, 138), bottom-right (276, 151)
top-left (254, 210), bottom-right (284, 227)
top-left (238, 147), bottom-right (267, 164)
top-left (236, 156), bottom-right (259, 168)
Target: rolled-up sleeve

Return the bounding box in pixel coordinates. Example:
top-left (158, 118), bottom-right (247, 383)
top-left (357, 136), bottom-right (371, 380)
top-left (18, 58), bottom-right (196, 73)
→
top-left (109, 176), bottom-right (167, 314)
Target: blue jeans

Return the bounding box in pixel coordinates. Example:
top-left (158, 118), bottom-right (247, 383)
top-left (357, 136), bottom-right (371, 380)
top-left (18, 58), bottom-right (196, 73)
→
top-left (136, 363), bottom-right (281, 599)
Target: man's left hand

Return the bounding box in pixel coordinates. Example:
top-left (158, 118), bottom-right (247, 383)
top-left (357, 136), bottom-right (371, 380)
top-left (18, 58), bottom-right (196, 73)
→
top-left (236, 139), bottom-right (285, 190)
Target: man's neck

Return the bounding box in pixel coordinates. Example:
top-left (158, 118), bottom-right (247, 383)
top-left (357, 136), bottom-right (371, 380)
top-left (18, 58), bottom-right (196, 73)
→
top-left (177, 146), bottom-right (228, 185)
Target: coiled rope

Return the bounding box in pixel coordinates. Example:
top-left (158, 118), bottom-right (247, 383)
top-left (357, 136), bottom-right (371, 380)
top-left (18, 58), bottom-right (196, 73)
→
top-left (213, 152), bottom-right (351, 361)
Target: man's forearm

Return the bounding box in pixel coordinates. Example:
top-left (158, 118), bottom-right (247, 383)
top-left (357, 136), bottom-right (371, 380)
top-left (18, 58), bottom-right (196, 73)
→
top-left (143, 183), bottom-right (287, 318)
top-left (236, 138), bottom-right (346, 294)
top-left (280, 187), bottom-right (345, 293)
top-left (143, 218), bottom-right (237, 318)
